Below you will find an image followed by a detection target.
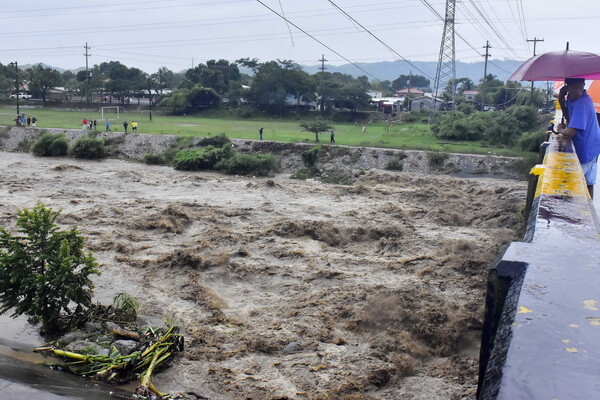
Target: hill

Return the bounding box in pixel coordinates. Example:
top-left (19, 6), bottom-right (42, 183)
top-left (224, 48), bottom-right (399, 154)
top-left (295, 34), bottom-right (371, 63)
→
top-left (301, 59), bottom-right (524, 85)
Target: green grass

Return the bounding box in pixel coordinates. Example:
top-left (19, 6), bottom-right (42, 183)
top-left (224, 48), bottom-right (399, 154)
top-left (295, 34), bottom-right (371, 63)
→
top-left (0, 107), bottom-right (526, 157)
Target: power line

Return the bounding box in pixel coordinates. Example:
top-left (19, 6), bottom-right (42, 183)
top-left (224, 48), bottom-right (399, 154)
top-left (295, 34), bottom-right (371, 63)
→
top-left (326, 0), bottom-right (434, 80)
top-left (254, 0), bottom-right (381, 81)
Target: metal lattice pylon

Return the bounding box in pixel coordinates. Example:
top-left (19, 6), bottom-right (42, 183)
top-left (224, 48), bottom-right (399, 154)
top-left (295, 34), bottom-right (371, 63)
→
top-left (430, 0), bottom-right (456, 121)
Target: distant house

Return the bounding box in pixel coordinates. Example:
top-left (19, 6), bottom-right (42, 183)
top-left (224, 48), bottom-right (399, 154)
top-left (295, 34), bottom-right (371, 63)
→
top-left (462, 90), bottom-right (478, 101)
top-left (367, 90), bottom-right (383, 99)
top-left (47, 87), bottom-right (67, 101)
top-left (395, 88), bottom-right (424, 98)
top-left (410, 94), bottom-right (444, 111)
top-left (285, 93), bottom-right (317, 110)
top-left (372, 97), bottom-right (404, 114)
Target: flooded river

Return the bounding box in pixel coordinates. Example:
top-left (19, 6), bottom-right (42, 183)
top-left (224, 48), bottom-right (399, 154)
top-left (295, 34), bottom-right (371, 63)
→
top-left (0, 151), bottom-right (527, 399)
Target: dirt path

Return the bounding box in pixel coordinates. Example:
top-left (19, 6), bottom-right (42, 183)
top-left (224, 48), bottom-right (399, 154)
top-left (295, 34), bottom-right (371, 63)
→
top-left (0, 152), bottom-right (527, 399)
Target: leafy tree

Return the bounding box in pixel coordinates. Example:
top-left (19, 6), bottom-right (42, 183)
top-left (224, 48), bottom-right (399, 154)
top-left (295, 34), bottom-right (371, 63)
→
top-left (315, 72), bottom-right (370, 113)
top-left (235, 57), bottom-right (260, 73)
top-left (475, 74), bottom-right (504, 106)
top-left (0, 63), bottom-right (17, 98)
top-left (150, 67), bottom-right (175, 94)
top-left (300, 120), bottom-right (333, 142)
top-left (392, 74), bottom-right (430, 90)
top-left (187, 85), bottom-right (221, 110)
top-left (76, 65), bottom-right (105, 102)
top-left (243, 60), bottom-right (314, 115)
top-left (159, 85), bottom-right (220, 114)
top-left (98, 61), bottom-right (148, 102)
top-left (28, 64), bottom-right (61, 105)
top-left (369, 79), bottom-right (394, 96)
top-left (181, 59), bottom-right (241, 95)
top-left (0, 203), bottom-right (100, 333)
top-left (159, 88), bottom-right (190, 115)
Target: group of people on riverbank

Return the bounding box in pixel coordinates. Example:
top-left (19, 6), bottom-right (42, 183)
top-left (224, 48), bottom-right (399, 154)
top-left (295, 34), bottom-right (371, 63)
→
top-left (15, 114), bottom-right (37, 126)
top-left (80, 118), bottom-right (139, 133)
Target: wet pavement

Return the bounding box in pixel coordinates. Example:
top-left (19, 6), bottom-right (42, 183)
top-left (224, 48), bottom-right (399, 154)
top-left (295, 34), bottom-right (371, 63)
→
top-left (0, 378), bottom-right (71, 399)
top-left (0, 338), bottom-right (133, 400)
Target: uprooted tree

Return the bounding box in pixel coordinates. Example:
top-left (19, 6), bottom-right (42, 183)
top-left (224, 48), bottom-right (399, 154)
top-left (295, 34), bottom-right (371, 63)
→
top-left (0, 203), bottom-right (100, 334)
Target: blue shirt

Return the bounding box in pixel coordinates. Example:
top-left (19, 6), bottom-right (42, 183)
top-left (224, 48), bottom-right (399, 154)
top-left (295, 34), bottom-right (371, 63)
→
top-left (567, 90), bottom-right (600, 163)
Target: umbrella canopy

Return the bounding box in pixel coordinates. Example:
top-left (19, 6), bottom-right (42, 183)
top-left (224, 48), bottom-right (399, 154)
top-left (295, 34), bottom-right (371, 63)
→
top-left (509, 50), bottom-right (600, 81)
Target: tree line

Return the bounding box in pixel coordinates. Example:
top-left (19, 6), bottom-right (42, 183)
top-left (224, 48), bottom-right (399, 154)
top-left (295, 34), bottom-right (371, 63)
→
top-left (0, 59), bottom-right (545, 116)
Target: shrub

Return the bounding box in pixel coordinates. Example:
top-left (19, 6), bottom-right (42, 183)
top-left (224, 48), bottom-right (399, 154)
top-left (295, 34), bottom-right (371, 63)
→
top-left (16, 138), bottom-right (33, 153)
top-left (290, 167), bottom-right (313, 180)
top-left (31, 132), bottom-right (69, 157)
top-left (143, 153), bottom-right (166, 165)
top-left (112, 292), bottom-right (139, 320)
top-left (427, 152), bottom-right (449, 167)
top-left (517, 131), bottom-right (548, 153)
top-left (320, 168), bottom-right (353, 185)
top-left (0, 203), bottom-right (100, 333)
top-left (386, 157), bottom-right (404, 171)
top-left (198, 133), bottom-right (230, 147)
top-left (302, 146), bottom-right (321, 167)
top-left (216, 153), bottom-right (279, 176)
top-left (172, 144), bottom-right (233, 170)
top-left (70, 135), bottom-right (106, 159)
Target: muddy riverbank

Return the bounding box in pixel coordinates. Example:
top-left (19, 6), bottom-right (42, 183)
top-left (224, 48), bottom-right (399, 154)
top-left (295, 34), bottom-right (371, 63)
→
top-left (0, 151), bottom-right (526, 399)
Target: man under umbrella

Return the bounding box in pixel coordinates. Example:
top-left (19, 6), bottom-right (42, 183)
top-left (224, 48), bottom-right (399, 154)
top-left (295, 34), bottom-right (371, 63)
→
top-left (556, 77), bottom-right (600, 198)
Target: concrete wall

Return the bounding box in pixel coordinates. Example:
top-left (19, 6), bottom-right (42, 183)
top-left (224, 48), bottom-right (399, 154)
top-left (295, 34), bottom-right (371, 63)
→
top-left (478, 135), bottom-right (600, 399)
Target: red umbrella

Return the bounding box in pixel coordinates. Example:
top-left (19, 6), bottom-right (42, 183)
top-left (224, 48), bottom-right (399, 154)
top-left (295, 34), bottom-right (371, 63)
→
top-left (509, 50), bottom-right (600, 81)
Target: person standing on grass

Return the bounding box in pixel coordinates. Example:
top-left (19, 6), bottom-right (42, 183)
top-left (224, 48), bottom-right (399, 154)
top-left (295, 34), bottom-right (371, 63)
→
top-left (259, 127), bottom-right (263, 140)
top-left (330, 130), bottom-right (335, 143)
top-left (105, 119), bottom-right (111, 132)
top-left (123, 121), bottom-right (128, 133)
top-left (556, 77), bottom-right (600, 198)
top-left (82, 118), bottom-right (87, 130)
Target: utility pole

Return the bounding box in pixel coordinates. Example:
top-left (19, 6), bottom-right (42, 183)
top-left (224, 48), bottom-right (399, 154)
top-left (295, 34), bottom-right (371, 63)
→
top-left (407, 70), bottom-right (412, 111)
top-left (527, 37), bottom-right (544, 104)
top-left (318, 54), bottom-right (327, 113)
top-left (483, 41), bottom-right (491, 83)
top-left (84, 42), bottom-right (91, 104)
top-left (431, 0), bottom-right (456, 121)
top-left (10, 62), bottom-right (20, 122)
top-left (148, 78), bottom-right (153, 121)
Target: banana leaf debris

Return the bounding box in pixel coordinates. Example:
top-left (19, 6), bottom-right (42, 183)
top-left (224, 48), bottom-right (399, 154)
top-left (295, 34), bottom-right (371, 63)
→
top-left (33, 304), bottom-right (203, 400)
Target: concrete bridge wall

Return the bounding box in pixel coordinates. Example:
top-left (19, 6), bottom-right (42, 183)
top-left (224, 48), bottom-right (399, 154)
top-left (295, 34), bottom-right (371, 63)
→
top-left (478, 135), bottom-right (600, 399)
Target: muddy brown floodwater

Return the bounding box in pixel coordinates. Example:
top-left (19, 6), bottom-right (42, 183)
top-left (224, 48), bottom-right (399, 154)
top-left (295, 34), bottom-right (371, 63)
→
top-left (0, 151), bottom-right (527, 400)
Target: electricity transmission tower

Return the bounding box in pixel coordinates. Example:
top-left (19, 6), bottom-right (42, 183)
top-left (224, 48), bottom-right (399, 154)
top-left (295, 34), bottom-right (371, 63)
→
top-left (431, 0), bottom-right (456, 120)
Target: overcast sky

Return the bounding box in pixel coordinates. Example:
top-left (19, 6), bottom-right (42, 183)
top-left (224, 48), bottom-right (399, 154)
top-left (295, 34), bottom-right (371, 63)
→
top-left (1, 0), bottom-right (597, 79)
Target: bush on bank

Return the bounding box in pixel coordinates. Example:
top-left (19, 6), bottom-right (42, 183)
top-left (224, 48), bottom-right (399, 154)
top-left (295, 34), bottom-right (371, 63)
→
top-left (216, 153), bottom-right (279, 176)
top-left (31, 132), bottom-right (69, 157)
top-left (172, 144), bottom-right (233, 170)
top-left (70, 135), bottom-right (106, 159)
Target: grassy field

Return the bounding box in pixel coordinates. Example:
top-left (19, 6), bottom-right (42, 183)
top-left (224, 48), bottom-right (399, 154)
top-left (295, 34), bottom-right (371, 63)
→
top-left (0, 106), bottom-right (526, 157)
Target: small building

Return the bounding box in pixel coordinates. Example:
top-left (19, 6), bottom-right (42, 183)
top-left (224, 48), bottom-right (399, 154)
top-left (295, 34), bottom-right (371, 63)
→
top-left (395, 88), bottom-right (424, 98)
top-left (367, 90), bottom-right (383, 99)
top-left (462, 90), bottom-right (478, 101)
top-left (371, 96), bottom-right (404, 114)
top-left (410, 94), bottom-right (444, 111)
